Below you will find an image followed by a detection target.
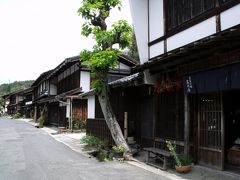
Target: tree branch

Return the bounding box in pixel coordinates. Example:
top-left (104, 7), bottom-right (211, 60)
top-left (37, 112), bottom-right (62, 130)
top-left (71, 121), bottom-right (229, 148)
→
top-left (89, 3), bottom-right (110, 31)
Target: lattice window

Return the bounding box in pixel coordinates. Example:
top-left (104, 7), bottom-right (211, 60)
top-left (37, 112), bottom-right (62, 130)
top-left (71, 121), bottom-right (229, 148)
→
top-left (198, 94), bottom-right (222, 150)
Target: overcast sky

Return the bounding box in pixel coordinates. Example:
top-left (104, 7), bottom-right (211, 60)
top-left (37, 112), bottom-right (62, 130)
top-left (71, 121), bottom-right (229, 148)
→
top-left (0, 0), bottom-right (132, 85)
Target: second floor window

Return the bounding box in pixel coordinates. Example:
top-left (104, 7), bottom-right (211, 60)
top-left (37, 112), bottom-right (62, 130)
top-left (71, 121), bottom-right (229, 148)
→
top-left (167, 0), bottom-right (215, 30)
top-left (57, 64), bottom-right (80, 94)
top-left (166, 0), bottom-right (233, 31)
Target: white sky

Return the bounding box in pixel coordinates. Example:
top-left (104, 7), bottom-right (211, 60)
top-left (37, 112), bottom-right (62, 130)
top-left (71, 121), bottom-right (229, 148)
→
top-left (0, 0), bottom-right (132, 84)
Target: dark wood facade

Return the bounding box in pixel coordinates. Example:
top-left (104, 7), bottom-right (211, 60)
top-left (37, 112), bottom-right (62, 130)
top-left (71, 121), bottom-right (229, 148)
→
top-left (147, 27), bottom-right (240, 170)
top-left (31, 70), bottom-right (54, 122)
top-left (45, 56), bottom-right (87, 129)
top-left (2, 87), bottom-right (34, 118)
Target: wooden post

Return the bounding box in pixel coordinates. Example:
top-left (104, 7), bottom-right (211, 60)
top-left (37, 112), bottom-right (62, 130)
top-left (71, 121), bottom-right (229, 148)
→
top-left (184, 93), bottom-right (190, 155)
top-left (124, 112), bottom-right (128, 140)
top-left (70, 97), bottom-right (73, 132)
top-left (34, 106), bottom-right (37, 122)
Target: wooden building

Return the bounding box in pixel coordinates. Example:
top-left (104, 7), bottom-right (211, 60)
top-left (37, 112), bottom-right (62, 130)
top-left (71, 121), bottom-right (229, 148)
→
top-left (126, 0), bottom-right (240, 171)
top-left (31, 56), bottom-right (87, 129)
top-left (2, 89), bottom-right (26, 116)
top-left (2, 87), bottom-right (34, 118)
top-left (45, 56), bottom-right (88, 129)
top-left (32, 69), bottom-right (56, 122)
top-left (21, 87), bottom-right (34, 118)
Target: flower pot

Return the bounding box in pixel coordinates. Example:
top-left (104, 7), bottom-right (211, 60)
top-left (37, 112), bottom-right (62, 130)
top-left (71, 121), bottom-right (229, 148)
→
top-left (113, 151), bottom-right (124, 159)
top-left (175, 165), bottom-right (191, 173)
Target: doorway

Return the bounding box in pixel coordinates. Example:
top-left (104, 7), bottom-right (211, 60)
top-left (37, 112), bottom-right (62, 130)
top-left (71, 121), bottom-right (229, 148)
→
top-left (197, 93), bottom-right (224, 170)
top-left (224, 90), bottom-right (240, 171)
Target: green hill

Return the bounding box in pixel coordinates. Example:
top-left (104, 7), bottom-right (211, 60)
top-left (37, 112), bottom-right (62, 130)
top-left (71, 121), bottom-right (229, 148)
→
top-left (0, 80), bottom-right (34, 97)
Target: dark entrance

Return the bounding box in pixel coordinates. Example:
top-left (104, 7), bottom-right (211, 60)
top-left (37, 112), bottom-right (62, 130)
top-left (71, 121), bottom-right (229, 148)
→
top-left (224, 90), bottom-right (240, 170)
top-left (48, 103), bottom-right (59, 126)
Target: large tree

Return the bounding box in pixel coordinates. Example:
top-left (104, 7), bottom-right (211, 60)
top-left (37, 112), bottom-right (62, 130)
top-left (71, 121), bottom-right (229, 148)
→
top-left (125, 32), bottom-right (139, 62)
top-left (78, 0), bottom-right (132, 157)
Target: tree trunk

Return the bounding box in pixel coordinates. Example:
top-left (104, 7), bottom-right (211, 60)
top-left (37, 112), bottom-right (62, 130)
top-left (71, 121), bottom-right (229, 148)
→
top-left (98, 84), bottom-right (131, 157)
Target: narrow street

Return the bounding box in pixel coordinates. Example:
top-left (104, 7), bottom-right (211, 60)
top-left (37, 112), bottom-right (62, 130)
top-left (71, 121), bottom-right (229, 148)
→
top-left (0, 117), bottom-right (168, 180)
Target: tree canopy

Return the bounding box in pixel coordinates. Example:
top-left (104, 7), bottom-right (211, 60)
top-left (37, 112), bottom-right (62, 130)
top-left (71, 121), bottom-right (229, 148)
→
top-left (78, 0), bottom-right (132, 92)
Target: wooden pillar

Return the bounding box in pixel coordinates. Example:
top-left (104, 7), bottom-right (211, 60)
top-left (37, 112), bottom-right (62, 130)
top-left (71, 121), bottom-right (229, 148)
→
top-left (184, 93), bottom-right (190, 155)
top-left (34, 106), bottom-right (37, 122)
top-left (124, 112), bottom-right (128, 140)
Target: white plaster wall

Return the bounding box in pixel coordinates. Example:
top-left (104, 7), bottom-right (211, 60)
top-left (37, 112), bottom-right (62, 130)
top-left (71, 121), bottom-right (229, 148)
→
top-left (221, 4), bottom-right (240, 31)
top-left (80, 71), bottom-right (90, 92)
top-left (149, 0), bottom-right (164, 42)
top-left (150, 41), bottom-right (164, 59)
top-left (129, 0), bottom-right (148, 64)
top-left (167, 17), bottom-right (216, 51)
top-left (119, 62), bottom-right (130, 70)
top-left (143, 69), bottom-right (157, 85)
top-left (66, 99), bottom-right (70, 118)
top-left (50, 84), bottom-right (57, 95)
top-left (88, 95), bottom-right (95, 119)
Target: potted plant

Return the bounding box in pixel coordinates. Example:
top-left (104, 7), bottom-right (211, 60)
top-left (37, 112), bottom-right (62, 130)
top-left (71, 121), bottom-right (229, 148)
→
top-left (166, 140), bottom-right (192, 173)
top-left (112, 145), bottom-right (126, 159)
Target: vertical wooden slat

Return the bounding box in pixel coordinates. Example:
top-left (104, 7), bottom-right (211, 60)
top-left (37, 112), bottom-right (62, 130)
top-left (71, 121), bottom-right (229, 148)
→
top-left (198, 95), bottom-right (201, 164)
top-left (215, 94), bottom-right (218, 148)
top-left (220, 92), bottom-right (225, 170)
top-left (204, 95), bottom-right (206, 147)
top-left (215, 94), bottom-right (218, 149)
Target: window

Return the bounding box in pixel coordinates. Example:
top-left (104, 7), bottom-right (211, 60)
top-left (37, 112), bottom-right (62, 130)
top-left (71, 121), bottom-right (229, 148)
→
top-left (167, 0), bottom-right (215, 30)
top-left (57, 68), bottom-right (80, 94)
top-left (43, 81), bottom-right (46, 90)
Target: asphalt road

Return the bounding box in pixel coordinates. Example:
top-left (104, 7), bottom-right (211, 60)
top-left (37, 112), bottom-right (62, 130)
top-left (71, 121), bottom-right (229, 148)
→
top-left (0, 117), bottom-right (168, 180)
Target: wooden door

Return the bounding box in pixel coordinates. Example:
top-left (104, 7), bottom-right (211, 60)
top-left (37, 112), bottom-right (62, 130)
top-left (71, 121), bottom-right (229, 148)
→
top-left (198, 93), bottom-right (224, 170)
top-left (59, 106), bottom-right (67, 127)
top-left (139, 97), bottom-right (153, 147)
top-left (72, 99), bottom-right (87, 129)
top-left (48, 103), bottom-right (59, 126)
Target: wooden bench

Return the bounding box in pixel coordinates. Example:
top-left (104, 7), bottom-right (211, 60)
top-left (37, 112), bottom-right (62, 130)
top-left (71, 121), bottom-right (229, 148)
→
top-left (143, 138), bottom-right (185, 170)
top-left (143, 147), bottom-right (171, 170)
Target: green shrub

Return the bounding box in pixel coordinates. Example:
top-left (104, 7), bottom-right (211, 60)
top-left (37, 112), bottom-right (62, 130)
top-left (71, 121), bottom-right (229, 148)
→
top-left (73, 120), bottom-right (86, 130)
top-left (178, 155), bottom-right (192, 166)
top-left (14, 112), bottom-right (21, 119)
top-left (80, 135), bottom-right (103, 148)
top-left (38, 114), bottom-right (47, 128)
top-left (166, 140), bottom-right (192, 166)
top-left (112, 145), bottom-right (126, 152)
top-left (97, 149), bottom-right (113, 162)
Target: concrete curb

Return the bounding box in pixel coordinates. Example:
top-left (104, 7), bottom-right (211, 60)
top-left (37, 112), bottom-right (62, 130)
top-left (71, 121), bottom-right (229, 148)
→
top-left (126, 161), bottom-right (185, 180)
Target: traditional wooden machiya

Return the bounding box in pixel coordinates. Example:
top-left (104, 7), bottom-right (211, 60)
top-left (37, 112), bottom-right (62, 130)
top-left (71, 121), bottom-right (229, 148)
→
top-left (32, 56), bottom-right (88, 130)
top-left (127, 0), bottom-right (240, 171)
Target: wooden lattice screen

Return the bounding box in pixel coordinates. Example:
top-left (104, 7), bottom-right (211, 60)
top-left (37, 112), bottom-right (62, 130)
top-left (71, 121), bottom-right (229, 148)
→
top-left (86, 118), bottom-right (113, 144)
top-left (198, 93), bottom-right (224, 169)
